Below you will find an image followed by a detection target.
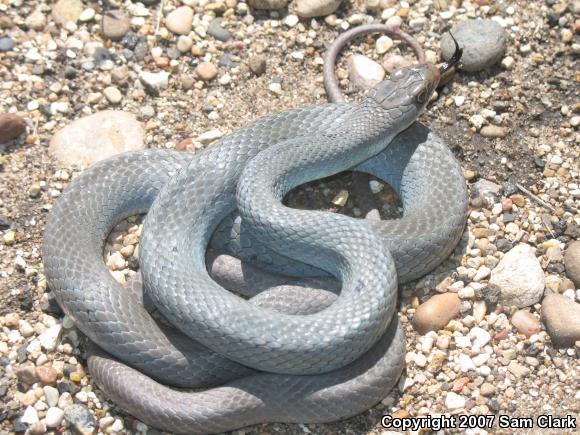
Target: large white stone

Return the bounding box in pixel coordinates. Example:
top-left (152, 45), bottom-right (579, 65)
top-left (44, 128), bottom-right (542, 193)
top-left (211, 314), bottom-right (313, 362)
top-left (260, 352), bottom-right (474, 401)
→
top-left (489, 244), bottom-right (545, 308)
top-left (49, 111), bottom-right (145, 168)
top-left (348, 54), bottom-right (385, 90)
top-left (38, 324), bottom-right (62, 351)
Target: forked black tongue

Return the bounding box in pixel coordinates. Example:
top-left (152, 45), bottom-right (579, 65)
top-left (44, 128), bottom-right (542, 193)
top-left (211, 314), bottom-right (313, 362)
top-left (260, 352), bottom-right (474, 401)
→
top-left (439, 32), bottom-right (463, 74)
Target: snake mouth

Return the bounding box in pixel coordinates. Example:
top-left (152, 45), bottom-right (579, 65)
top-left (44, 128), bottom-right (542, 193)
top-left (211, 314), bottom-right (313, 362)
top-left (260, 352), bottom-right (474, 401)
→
top-left (439, 32), bottom-right (463, 75)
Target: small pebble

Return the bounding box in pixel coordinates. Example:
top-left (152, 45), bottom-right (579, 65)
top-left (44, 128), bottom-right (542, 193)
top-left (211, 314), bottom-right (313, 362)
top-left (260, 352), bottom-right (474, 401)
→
top-left (542, 293), bottom-right (580, 347)
top-left (369, 180), bottom-right (383, 194)
top-left (469, 114), bottom-right (485, 131)
top-left (58, 392), bottom-right (74, 409)
top-left (139, 71), bottom-right (170, 93)
top-left (99, 416), bottom-right (114, 430)
top-left (564, 241), bottom-right (580, 286)
top-left (38, 324), bottom-right (62, 351)
top-left (101, 9), bottom-right (130, 41)
top-left (52, 0), bottom-right (83, 26)
top-left (165, 6), bottom-right (194, 35)
top-left (445, 392), bottom-right (465, 410)
top-left (207, 18), bottom-right (231, 42)
top-left (480, 382), bottom-right (496, 397)
top-left (64, 404), bottom-right (97, 435)
top-left (26, 10), bottom-right (47, 30)
top-left (103, 86), bottom-right (123, 104)
top-left (284, 14), bottom-right (299, 27)
top-left (470, 327), bottom-right (491, 348)
top-left (176, 36), bottom-right (193, 53)
top-left (36, 365), bottom-right (57, 385)
top-left (507, 361), bottom-right (531, 378)
top-left (502, 56), bottom-right (515, 69)
top-left (5, 312), bottom-right (21, 327)
top-left (376, 35), bottom-right (393, 54)
top-left (21, 406), bottom-right (39, 425)
top-left (473, 300), bottom-right (487, 323)
top-left (196, 62), bottom-right (219, 81)
top-left (249, 55), bottom-right (267, 75)
top-left (332, 190), bottom-right (349, 207)
top-left (45, 407), bottom-right (65, 428)
top-left (561, 29), bottom-right (573, 43)
top-left (412, 293), bottom-right (461, 335)
top-left (269, 82), bottom-right (283, 95)
top-left (0, 113), bottom-right (27, 144)
top-left (480, 125), bottom-right (509, 138)
top-left (75, 390), bottom-right (88, 403)
top-left (3, 230), bottom-right (16, 245)
top-left (473, 266), bottom-right (491, 282)
top-left (79, 8), bottom-right (95, 22)
top-left (197, 129), bottom-right (224, 145)
top-left (0, 36), bottom-right (16, 52)
top-left (43, 386), bottom-right (59, 407)
top-left (110, 418), bottom-right (124, 432)
top-left (28, 422), bottom-right (46, 435)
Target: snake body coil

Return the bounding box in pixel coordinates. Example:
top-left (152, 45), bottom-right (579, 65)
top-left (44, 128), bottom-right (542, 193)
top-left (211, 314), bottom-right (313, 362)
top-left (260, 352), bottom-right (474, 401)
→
top-left (43, 55), bottom-right (467, 432)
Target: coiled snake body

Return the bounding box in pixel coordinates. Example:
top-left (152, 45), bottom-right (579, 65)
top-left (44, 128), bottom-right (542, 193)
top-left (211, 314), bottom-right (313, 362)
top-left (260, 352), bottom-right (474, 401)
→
top-left (43, 30), bottom-right (466, 435)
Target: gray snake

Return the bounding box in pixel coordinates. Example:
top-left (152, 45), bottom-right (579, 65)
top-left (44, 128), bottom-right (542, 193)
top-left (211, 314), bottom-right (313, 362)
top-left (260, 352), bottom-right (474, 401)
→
top-left (42, 26), bottom-right (467, 434)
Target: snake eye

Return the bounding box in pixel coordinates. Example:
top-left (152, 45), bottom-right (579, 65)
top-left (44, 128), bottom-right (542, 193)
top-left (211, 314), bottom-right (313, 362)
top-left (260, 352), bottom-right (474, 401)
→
top-left (415, 86), bottom-right (430, 104)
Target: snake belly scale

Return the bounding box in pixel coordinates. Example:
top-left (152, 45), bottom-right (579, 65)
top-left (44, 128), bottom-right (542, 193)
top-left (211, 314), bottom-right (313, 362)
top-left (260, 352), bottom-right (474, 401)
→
top-left (43, 43), bottom-right (467, 433)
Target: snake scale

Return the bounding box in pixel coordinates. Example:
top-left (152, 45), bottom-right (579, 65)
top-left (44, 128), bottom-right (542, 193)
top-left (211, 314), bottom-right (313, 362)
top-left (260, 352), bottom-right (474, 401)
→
top-left (42, 26), bottom-right (467, 434)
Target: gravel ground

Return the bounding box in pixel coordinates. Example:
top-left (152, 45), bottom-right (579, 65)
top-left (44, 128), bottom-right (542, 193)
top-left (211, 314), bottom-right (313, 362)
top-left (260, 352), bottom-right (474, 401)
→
top-left (1, 0), bottom-right (579, 434)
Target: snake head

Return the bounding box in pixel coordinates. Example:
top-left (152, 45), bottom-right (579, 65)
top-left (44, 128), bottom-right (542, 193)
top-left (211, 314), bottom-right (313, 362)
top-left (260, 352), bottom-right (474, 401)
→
top-left (366, 63), bottom-right (441, 125)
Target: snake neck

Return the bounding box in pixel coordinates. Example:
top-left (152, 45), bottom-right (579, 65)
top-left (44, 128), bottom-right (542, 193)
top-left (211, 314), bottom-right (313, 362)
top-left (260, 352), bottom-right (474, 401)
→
top-left (326, 98), bottom-right (417, 153)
